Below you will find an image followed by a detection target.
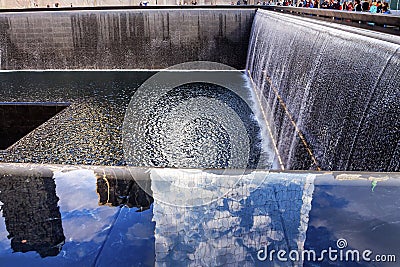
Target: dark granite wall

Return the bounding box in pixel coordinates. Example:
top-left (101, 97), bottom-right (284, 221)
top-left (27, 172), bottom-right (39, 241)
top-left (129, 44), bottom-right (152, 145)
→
top-left (0, 9), bottom-right (255, 70)
top-left (247, 10), bottom-right (400, 172)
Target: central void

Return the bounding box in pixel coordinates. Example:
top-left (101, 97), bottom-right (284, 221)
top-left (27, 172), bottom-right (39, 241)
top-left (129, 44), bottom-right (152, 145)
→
top-left (123, 70), bottom-right (275, 170)
top-left (0, 103), bottom-right (69, 150)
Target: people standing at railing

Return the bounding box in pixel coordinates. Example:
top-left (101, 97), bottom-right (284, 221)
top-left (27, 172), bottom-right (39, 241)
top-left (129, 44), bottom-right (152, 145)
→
top-left (319, 0), bottom-right (328, 8)
top-left (376, 1), bottom-right (383, 12)
top-left (369, 1), bottom-right (378, 13)
top-left (354, 0), bottom-right (362, 10)
top-left (361, 1), bottom-right (369, 11)
top-left (382, 5), bottom-right (390, 13)
top-left (302, 0), bottom-right (311, 7)
top-left (346, 1), bottom-right (354, 10)
top-left (296, 0), bottom-right (391, 13)
top-left (381, 2), bottom-right (391, 13)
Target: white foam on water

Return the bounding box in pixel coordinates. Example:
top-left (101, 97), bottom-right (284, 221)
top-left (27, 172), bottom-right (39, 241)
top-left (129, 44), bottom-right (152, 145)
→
top-left (243, 73), bottom-right (282, 170)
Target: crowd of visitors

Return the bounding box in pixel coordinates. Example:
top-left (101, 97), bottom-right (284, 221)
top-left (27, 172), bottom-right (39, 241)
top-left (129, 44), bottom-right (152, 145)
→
top-left (32, 2), bottom-right (73, 8)
top-left (31, 0), bottom-right (392, 13)
top-left (234, 0), bottom-right (392, 14)
top-left (298, 0), bottom-right (391, 13)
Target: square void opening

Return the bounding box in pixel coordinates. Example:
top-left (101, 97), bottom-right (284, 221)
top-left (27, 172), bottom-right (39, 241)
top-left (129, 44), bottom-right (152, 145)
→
top-left (0, 102), bottom-right (70, 150)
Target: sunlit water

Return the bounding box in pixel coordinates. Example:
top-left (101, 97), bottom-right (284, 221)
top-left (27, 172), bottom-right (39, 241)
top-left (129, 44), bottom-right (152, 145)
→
top-left (0, 71), bottom-right (275, 170)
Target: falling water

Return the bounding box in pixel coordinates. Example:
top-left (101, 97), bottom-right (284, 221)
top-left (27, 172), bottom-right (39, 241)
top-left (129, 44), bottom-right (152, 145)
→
top-left (246, 10), bottom-right (400, 172)
top-left (0, 9), bottom-right (254, 70)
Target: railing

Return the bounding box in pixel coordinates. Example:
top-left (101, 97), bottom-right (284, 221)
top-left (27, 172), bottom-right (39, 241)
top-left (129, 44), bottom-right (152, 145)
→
top-left (260, 6), bottom-right (400, 35)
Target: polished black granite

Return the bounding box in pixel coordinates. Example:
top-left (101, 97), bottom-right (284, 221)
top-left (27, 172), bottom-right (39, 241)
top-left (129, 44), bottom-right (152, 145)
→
top-left (0, 165), bottom-right (398, 266)
top-left (305, 178), bottom-right (400, 267)
top-left (0, 167), bottom-right (155, 266)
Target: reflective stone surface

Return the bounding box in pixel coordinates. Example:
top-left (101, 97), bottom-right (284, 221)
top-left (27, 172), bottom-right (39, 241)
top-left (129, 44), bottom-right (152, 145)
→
top-left (0, 164), bottom-right (398, 266)
top-left (305, 176), bottom-right (400, 267)
top-left (0, 165), bottom-right (155, 266)
top-left (0, 173), bottom-right (65, 258)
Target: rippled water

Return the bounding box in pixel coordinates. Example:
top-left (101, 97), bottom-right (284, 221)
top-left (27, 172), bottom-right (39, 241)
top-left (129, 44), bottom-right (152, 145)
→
top-left (0, 71), bottom-right (274, 169)
top-left (122, 70), bottom-right (274, 170)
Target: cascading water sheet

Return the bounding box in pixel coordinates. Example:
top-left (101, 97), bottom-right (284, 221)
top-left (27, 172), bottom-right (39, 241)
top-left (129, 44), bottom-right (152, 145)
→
top-left (246, 10), bottom-right (400, 172)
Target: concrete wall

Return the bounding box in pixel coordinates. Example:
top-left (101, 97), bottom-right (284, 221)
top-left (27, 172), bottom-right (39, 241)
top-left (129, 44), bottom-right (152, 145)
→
top-left (0, 9), bottom-right (255, 69)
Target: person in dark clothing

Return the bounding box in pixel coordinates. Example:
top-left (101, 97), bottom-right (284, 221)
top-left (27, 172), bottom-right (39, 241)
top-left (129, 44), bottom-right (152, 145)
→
top-left (332, 0), bottom-right (341, 9)
top-left (321, 0), bottom-right (329, 8)
top-left (376, 1), bottom-right (383, 12)
top-left (382, 2), bottom-right (390, 13)
top-left (347, 1), bottom-right (354, 10)
top-left (361, 1), bottom-right (370, 11)
top-left (382, 5), bottom-right (390, 13)
top-left (354, 0), bottom-right (362, 11)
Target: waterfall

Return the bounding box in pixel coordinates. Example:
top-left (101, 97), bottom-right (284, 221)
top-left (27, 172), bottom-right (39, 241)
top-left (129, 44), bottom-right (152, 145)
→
top-left (246, 10), bottom-right (400, 172)
top-left (0, 9), bottom-right (254, 70)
